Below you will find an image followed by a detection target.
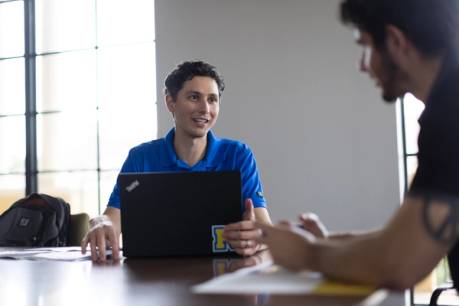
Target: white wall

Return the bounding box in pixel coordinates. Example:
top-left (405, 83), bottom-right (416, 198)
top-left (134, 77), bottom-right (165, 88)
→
top-left (155, 0), bottom-right (401, 231)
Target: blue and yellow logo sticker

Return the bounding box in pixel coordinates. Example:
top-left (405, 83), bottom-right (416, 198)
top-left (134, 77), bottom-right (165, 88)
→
top-left (211, 225), bottom-right (233, 253)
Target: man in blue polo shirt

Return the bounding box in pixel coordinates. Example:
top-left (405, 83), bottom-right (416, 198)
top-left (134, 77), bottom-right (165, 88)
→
top-left (81, 61), bottom-right (272, 262)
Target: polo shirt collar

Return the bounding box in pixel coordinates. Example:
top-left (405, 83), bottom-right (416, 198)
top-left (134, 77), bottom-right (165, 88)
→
top-left (160, 128), bottom-right (178, 167)
top-left (202, 130), bottom-right (220, 168)
top-left (161, 128), bottom-right (221, 169)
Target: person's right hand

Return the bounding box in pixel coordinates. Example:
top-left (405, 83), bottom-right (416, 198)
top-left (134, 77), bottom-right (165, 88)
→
top-left (81, 215), bottom-right (120, 262)
top-left (298, 213), bottom-right (329, 238)
top-left (222, 199), bottom-right (263, 256)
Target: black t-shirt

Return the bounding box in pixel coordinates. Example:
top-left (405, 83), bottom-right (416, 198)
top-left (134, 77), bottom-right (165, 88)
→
top-left (409, 55), bottom-right (459, 288)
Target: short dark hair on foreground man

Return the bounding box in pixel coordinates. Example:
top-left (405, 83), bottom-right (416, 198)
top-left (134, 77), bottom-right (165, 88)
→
top-left (340, 0), bottom-right (459, 56)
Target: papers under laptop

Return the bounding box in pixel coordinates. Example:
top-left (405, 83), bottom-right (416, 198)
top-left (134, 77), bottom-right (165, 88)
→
top-left (119, 171), bottom-right (242, 258)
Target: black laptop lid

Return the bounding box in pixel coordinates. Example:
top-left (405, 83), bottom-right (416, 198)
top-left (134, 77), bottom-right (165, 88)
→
top-left (119, 171), bottom-right (242, 258)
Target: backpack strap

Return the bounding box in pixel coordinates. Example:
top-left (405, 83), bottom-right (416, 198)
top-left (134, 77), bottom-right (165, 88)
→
top-left (34, 194), bottom-right (70, 232)
top-left (34, 193), bottom-right (71, 246)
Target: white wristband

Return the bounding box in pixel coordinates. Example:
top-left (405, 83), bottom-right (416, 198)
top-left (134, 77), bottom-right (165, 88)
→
top-left (90, 215), bottom-right (113, 228)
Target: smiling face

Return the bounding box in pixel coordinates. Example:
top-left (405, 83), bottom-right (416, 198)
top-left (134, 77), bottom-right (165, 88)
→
top-left (355, 29), bottom-right (408, 103)
top-left (166, 76), bottom-right (220, 140)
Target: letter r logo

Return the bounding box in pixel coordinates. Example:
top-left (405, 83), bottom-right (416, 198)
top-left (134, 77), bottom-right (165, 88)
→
top-left (211, 225), bottom-right (232, 253)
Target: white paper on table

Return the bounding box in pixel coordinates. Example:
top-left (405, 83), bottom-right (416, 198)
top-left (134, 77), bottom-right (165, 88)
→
top-left (192, 260), bottom-right (324, 295)
top-left (29, 247), bottom-right (94, 261)
top-left (0, 247), bottom-right (51, 259)
top-left (0, 247), bottom-right (110, 261)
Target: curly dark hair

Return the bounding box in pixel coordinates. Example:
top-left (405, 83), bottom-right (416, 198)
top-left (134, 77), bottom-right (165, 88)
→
top-left (164, 61), bottom-right (225, 100)
top-left (340, 0), bottom-right (459, 56)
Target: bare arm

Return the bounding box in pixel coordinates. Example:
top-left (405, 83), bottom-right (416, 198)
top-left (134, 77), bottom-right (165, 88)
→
top-left (327, 230), bottom-right (381, 240)
top-left (318, 196), bottom-right (450, 288)
top-left (259, 195), bottom-right (456, 289)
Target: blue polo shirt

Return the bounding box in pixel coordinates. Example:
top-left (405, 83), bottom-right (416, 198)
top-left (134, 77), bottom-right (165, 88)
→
top-left (108, 128), bottom-right (266, 211)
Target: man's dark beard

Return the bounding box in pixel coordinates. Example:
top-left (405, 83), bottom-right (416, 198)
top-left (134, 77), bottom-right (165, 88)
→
top-left (379, 48), bottom-right (404, 103)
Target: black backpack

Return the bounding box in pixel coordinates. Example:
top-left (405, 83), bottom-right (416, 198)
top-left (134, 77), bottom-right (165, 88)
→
top-left (0, 193), bottom-right (71, 247)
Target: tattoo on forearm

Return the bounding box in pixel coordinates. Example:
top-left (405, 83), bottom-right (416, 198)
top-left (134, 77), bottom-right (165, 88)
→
top-left (421, 194), bottom-right (459, 246)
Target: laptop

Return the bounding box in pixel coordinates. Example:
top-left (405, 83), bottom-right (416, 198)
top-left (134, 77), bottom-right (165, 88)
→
top-left (119, 171), bottom-right (242, 258)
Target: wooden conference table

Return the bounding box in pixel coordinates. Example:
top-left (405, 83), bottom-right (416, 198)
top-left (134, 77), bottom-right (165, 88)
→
top-left (0, 251), bottom-right (405, 306)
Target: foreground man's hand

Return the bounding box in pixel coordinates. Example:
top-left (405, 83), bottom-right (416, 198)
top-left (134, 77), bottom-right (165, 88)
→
top-left (81, 215), bottom-right (120, 262)
top-left (256, 222), bottom-right (317, 271)
top-left (298, 212), bottom-right (329, 238)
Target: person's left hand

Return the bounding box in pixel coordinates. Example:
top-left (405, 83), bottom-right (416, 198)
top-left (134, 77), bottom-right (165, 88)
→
top-left (222, 198), bottom-right (264, 256)
top-left (256, 222), bottom-right (316, 271)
